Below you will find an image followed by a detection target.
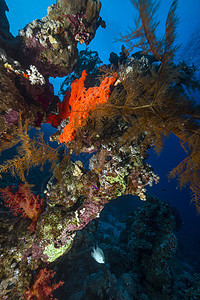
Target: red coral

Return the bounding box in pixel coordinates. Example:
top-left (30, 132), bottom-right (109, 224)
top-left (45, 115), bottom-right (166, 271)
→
top-left (24, 268), bottom-right (64, 300)
top-left (47, 91), bottom-right (71, 128)
top-left (47, 70), bottom-right (117, 144)
top-left (59, 70), bottom-right (117, 143)
top-left (0, 184), bottom-right (44, 232)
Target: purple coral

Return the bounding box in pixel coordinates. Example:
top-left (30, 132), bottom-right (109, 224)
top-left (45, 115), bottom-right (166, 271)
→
top-left (67, 10), bottom-right (91, 44)
top-left (3, 109), bottom-right (19, 127)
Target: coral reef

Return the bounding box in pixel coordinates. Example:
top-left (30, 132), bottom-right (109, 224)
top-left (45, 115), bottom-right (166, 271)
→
top-left (53, 195), bottom-right (200, 300)
top-left (0, 218), bottom-right (35, 297)
top-left (0, 0), bottom-right (200, 298)
top-left (0, 0), bottom-right (102, 136)
top-left (16, 0), bottom-right (101, 77)
top-left (0, 46), bottom-right (59, 130)
top-left (120, 195), bottom-right (178, 294)
top-left (0, 142), bottom-right (159, 297)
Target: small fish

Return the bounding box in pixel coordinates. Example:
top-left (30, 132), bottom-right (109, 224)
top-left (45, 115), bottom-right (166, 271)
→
top-left (91, 245), bottom-right (105, 264)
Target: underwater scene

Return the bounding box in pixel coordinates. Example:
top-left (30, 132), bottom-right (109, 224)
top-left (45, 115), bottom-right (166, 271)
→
top-left (0, 0), bottom-right (200, 299)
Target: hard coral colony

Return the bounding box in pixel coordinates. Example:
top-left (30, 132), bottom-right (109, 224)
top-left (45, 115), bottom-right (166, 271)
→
top-left (0, 0), bottom-right (200, 299)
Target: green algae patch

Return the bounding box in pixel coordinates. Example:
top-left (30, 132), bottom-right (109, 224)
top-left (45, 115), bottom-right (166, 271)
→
top-left (43, 238), bottom-right (73, 263)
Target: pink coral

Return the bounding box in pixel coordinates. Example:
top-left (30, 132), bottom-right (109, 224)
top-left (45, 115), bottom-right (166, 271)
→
top-left (0, 184), bottom-right (44, 232)
top-left (24, 268), bottom-right (64, 300)
top-left (3, 109), bottom-right (19, 127)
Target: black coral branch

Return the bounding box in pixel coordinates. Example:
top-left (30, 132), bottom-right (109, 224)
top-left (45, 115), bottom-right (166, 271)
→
top-left (119, 0), bottom-right (178, 62)
top-left (0, 113), bottom-right (60, 183)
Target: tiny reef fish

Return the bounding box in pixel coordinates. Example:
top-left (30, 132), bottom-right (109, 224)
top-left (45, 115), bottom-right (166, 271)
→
top-left (91, 245), bottom-right (105, 264)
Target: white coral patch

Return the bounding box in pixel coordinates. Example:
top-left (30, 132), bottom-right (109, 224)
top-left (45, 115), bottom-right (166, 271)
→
top-left (26, 65), bottom-right (45, 85)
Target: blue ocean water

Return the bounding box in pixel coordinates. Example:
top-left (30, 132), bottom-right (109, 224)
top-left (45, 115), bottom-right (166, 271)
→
top-left (1, 0), bottom-right (200, 299)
